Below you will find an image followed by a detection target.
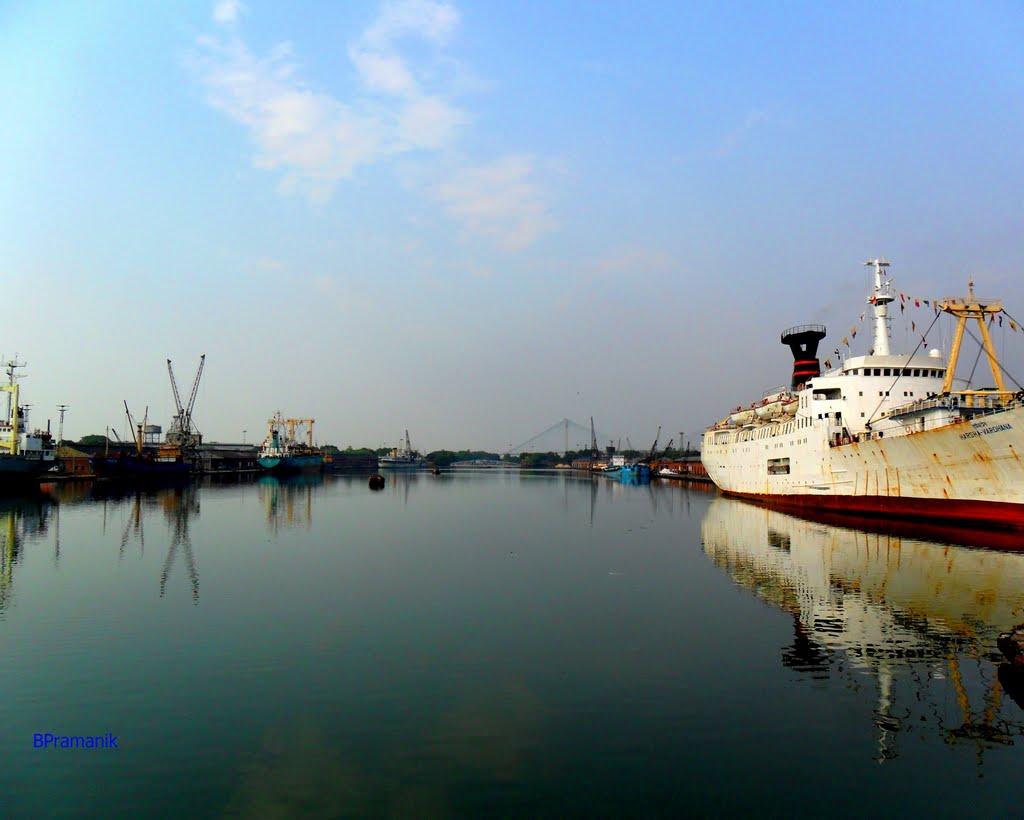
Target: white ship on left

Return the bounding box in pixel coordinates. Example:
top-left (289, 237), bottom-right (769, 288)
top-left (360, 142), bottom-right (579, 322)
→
top-left (0, 359), bottom-right (57, 482)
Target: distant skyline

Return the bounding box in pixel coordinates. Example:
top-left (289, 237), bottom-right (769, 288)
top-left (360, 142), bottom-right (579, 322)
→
top-left (3, 1), bottom-right (1023, 451)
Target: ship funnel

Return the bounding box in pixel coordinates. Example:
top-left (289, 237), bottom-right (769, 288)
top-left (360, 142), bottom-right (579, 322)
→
top-left (780, 324), bottom-right (827, 390)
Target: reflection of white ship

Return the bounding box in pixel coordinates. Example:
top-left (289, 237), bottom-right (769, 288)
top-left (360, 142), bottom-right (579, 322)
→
top-left (378, 430), bottom-right (425, 469)
top-left (0, 495), bottom-right (55, 612)
top-left (701, 260), bottom-right (1024, 528)
top-left (701, 495), bottom-right (1024, 757)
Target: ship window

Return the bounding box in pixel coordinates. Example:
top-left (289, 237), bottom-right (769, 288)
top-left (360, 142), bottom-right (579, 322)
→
top-left (913, 369), bottom-right (920, 376)
top-left (872, 368), bottom-right (879, 376)
top-left (861, 412), bottom-right (865, 417)
top-left (767, 457), bottom-right (790, 475)
top-left (884, 368), bottom-right (891, 376)
top-left (858, 391), bottom-right (863, 396)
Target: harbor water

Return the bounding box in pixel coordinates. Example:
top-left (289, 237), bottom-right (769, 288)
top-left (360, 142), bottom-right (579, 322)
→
top-left (2, 471), bottom-right (1024, 817)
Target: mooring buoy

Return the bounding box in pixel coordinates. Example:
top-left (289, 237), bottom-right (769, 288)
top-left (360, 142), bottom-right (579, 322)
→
top-left (369, 474), bottom-right (385, 490)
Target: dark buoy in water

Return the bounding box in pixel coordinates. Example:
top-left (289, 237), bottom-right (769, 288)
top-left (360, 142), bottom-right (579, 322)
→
top-left (432, 467), bottom-right (441, 475)
top-left (369, 474), bottom-right (385, 490)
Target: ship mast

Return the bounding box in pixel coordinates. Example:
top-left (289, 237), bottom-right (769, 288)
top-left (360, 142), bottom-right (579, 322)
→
top-left (939, 279), bottom-right (1008, 398)
top-left (865, 258), bottom-right (893, 356)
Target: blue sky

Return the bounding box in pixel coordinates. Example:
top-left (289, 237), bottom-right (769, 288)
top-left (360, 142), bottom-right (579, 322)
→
top-left (2, 1), bottom-right (1023, 451)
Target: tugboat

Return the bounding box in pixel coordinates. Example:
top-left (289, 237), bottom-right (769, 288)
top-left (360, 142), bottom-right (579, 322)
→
top-left (257, 413), bottom-right (324, 474)
top-left (0, 359), bottom-right (57, 484)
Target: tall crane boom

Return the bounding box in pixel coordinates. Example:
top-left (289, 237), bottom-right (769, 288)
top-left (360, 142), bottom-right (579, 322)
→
top-left (165, 354), bottom-right (205, 448)
top-left (648, 426), bottom-right (661, 459)
top-left (167, 360), bottom-right (185, 420)
top-left (184, 354), bottom-right (205, 422)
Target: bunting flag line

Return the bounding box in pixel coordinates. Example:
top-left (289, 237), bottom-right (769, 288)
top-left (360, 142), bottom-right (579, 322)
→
top-left (843, 336), bottom-right (849, 346)
top-left (824, 358), bottom-right (832, 369)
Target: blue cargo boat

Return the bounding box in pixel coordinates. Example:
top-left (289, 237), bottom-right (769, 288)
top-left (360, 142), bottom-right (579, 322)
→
top-left (619, 463), bottom-right (651, 481)
top-left (258, 413), bottom-right (324, 474)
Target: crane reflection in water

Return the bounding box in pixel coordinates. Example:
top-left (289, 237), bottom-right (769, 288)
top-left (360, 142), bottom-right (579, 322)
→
top-left (701, 496), bottom-right (1024, 763)
top-left (89, 481), bottom-right (201, 602)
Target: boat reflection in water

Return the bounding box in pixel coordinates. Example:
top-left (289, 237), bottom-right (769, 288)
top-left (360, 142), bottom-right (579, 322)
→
top-left (0, 493), bottom-right (55, 613)
top-left (701, 496), bottom-right (1024, 760)
top-left (258, 473), bottom-right (323, 533)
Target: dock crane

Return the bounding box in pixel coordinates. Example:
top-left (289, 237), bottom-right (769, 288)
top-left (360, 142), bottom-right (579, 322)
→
top-left (590, 417), bottom-right (598, 457)
top-left (645, 426), bottom-right (661, 462)
top-left (166, 354), bottom-right (205, 451)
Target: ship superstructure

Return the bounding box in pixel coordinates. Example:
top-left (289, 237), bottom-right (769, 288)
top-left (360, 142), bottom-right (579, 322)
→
top-left (701, 259), bottom-right (1024, 527)
top-left (378, 430), bottom-right (425, 469)
top-left (258, 413), bottom-right (324, 474)
top-left (0, 359), bottom-right (57, 482)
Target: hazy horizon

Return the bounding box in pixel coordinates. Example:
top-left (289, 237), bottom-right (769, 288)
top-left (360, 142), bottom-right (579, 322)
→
top-left (4, 1), bottom-right (1023, 452)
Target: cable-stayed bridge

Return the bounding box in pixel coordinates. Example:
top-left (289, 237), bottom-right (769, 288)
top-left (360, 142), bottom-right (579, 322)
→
top-left (509, 418), bottom-right (614, 455)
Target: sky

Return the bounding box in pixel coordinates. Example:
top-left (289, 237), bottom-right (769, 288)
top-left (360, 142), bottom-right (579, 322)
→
top-left (2, 0), bottom-right (1023, 453)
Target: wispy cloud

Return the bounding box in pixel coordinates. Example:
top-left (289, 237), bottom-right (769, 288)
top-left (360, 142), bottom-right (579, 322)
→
top-left (437, 155), bottom-right (556, 251)
top-left (189, 1), bottom-right (551, 250)
top-left (212, 0), bottom-right (244, 26)
top-left (714, 108), bottom-right (769, 157)
top-left (190, 1), bottom-right (466, 200)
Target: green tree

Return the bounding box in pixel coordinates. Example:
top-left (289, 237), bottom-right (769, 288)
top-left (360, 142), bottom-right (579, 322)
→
top-left (77, 434), bottom-right (112, 446)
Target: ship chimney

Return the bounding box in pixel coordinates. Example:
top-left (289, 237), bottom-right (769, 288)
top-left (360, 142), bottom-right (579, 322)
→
top-left (780, 324), bottom-right (827, 390)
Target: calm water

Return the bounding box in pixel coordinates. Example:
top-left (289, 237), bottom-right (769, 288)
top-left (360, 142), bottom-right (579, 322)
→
top-left (2, 471), bottom-right (1024, 817)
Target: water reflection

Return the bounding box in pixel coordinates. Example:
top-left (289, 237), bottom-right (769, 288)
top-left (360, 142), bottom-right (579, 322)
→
top-left (258, 474), bottom-right (322, 533)
top-left (44, 481), bottom-right (204, 602)
top-left (0, 492), bottom-right (55, 614)
top-left (702, 496), bottom-right (1024, 761)
top-left (159, 484), bottom-right (200, 602)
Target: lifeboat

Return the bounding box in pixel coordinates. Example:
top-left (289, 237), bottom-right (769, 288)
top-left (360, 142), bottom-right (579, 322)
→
top-left (730, 408), bottom-right (757, 425)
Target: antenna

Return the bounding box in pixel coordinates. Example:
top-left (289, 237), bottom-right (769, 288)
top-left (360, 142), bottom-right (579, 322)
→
top-left (57, 405), bottom-right (69, 448)
top-left (3, 357), bottom-right (25, 423)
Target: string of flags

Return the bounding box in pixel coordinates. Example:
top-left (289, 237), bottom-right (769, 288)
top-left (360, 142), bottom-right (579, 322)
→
top-left (822, 289), bottom-right (1021, 370)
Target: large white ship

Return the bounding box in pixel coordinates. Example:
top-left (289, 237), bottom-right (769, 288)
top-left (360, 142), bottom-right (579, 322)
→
top-left (701, 259), bottom-right (1024, 528)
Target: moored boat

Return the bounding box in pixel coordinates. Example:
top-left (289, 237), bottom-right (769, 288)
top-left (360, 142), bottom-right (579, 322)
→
top-left (701, 259), bottom-right (1024, 529)
top-left (0, 360), bottom-right (57, 484)
top-left (619, 462), bottom-right (651, 481)
top-left (378, 430), bottom-right (425, 469)
top-left (258, 413), bottom-right (324, 474)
